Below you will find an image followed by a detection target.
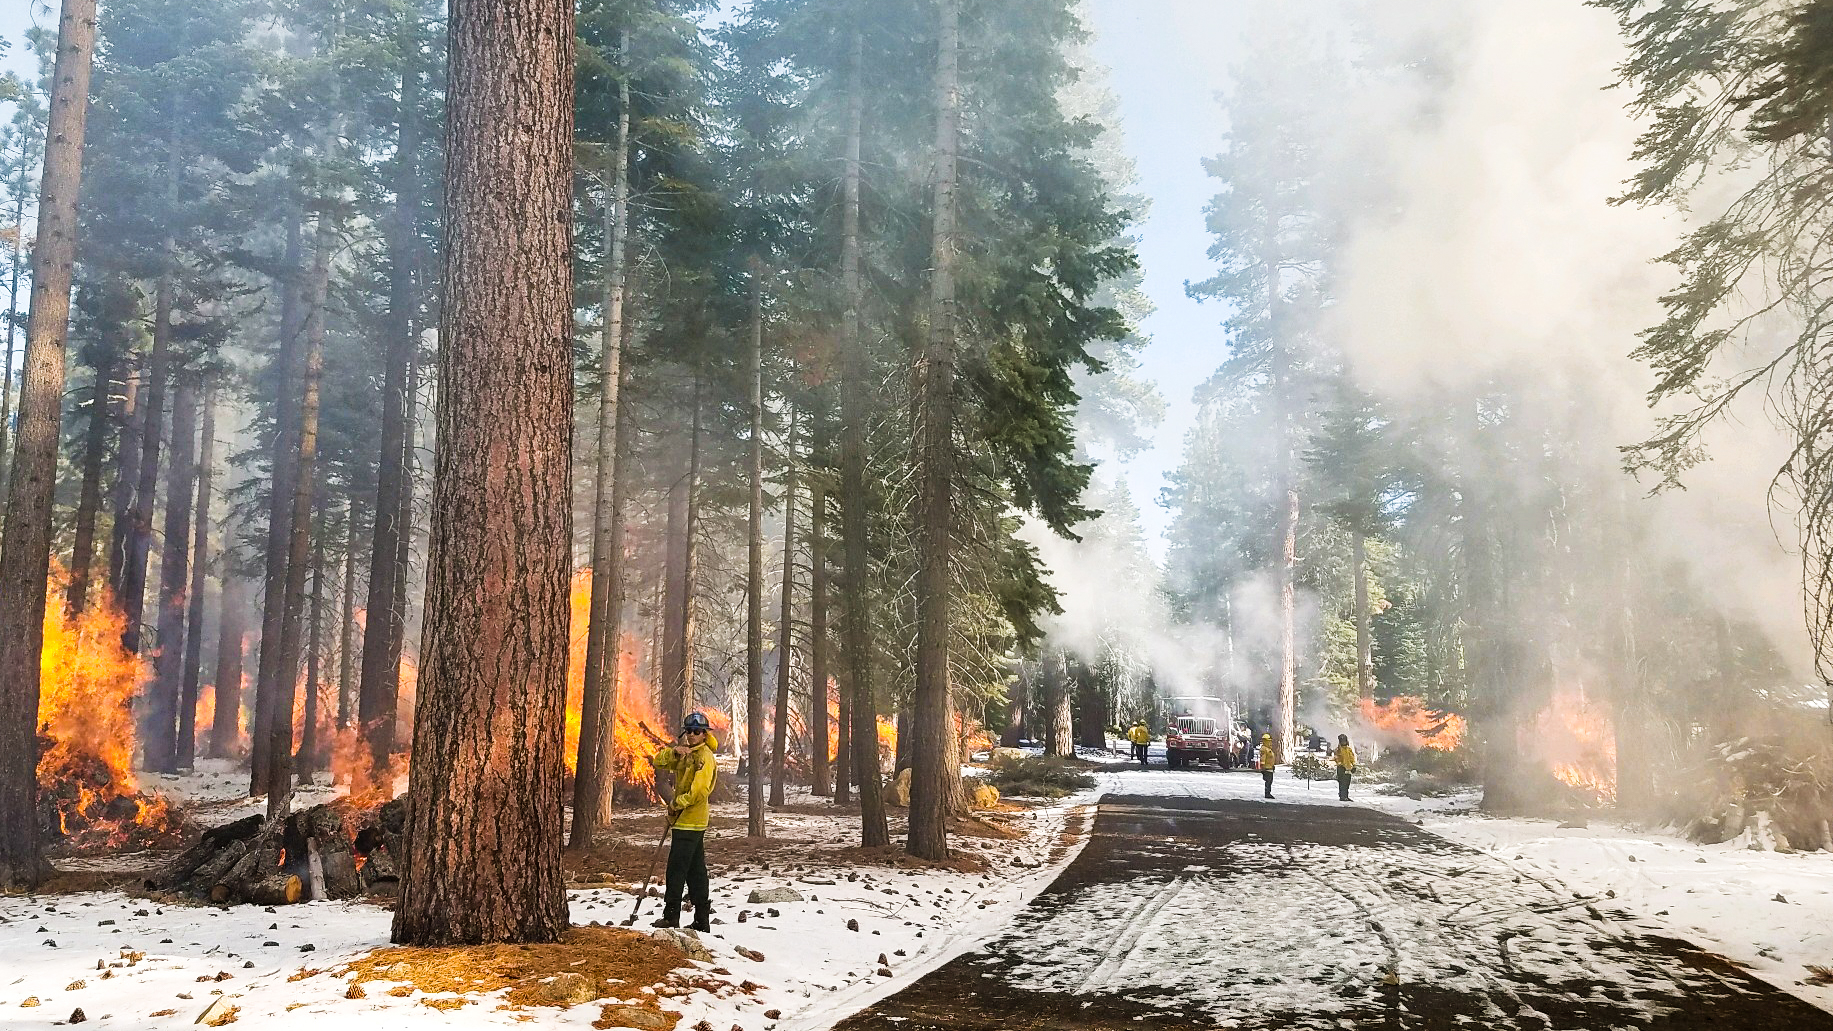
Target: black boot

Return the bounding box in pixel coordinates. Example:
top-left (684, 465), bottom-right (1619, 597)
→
top-left (650, 916), bottom-right (679, 929)
top-left (689, 915), bottom-right (711, 933)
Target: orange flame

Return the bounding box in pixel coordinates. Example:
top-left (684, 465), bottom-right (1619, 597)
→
top-left (875, 716), bottom-right (896, 769)
top-left (562, 570), bottom-right (671, 802)
top-left (1359, 696), bottom-right (1466, 752)
top-left (1529, 685), bottom-right (1617, 803)
top-left (36, 563), bottom-right (176, 848)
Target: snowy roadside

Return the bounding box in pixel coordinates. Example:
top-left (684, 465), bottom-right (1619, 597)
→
top-left (1364, 786), bottom-right (1833, 1012)
top-left (1089, 763), bottom-right (1833, 1013)
top-left (2, 773), bottom-right (1103, 1031)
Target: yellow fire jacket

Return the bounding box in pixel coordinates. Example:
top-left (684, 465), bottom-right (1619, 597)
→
top-left (1335, 744), bottom-right (1357, 773)
top-left (1258, 742), bottom-right (1276, 769)
top-left (1127, 725), bottom-right (1150, 745)
top-left (654, 732), bottom-right (719, 831)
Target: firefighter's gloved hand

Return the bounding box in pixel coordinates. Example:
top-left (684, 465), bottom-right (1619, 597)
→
top-left (665, 805), bottom-right (681, 827)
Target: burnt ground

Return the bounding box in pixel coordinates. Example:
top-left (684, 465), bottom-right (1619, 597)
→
top-left (833, 793), bottom-right (1833, 1030)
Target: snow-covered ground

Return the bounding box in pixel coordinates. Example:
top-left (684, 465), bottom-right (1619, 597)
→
top-left (5, 764), bottom-right (1104, 1031)
top-left (6, 757), bottom-right (1829, 1028)
top-left (1093, 764), bottom-right (1833, 1013)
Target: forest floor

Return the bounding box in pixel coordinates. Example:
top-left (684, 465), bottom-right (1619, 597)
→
top-left (2, 757), bottom-right (1830, 1029)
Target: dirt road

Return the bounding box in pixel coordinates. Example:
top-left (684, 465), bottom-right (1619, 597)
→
top-left (831, 791), bottom-right (1833, 1030)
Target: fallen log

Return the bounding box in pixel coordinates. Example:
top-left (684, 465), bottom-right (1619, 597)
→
top-left (245, 872), bottom-right (303, 906)
top-left (144, 814), bottom-right (262, 891)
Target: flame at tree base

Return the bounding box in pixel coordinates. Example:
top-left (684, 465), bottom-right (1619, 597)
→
top-left (1528, 686), bottom-right (1617, 804)
top-left (36, 564), bottom-right (183, 851)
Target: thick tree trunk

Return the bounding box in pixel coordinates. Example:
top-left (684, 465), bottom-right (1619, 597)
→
top-left (571, 73), bottom-right (631, 847)
top-left (1073, 659), bottom-right (1104, 749)
top-left (357, 13), bottom-right (421, 791)
top-left (0, 0), bottom-right (99, 892)
top-left (772, 415), bottom-right (797, 810)
top-left (266, 212), bottom-right (334, 817)
top-left (148, 380), bottom-right (199, 773)
top-left (251, 211), bottom-right (306, 797)
top-left (1043, 653), bottom-right (1073, 758)
top-left (298, 532), bottom-right (324, 782)
top-left (747, 271), bottom-right (768, 837)
top-left (839, 24), bottom-right (886, 846)
top-left (908, 0), bottom-right (960, 862)
top-left (178, 385), bottom-right (215, 768)
top-left (810, 482), bottom-right (830, 796)
top-left (67, 336), bottom-right (118, 615)
top-left (392, 0), bottom-right (574, 945)
top-left (1000, 660), bottom-right (1026, 747)
top-left (209, 575), bottom-right (245, 758)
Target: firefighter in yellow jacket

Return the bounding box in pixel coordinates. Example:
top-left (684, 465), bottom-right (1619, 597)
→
top-left (1335, 733), bottom-right (1357, 801)
top-left (1258, 733), bottom-right (1277, 799)
top-left (651, 711), bottom-right (718, 931)
top-left (1126, 720), bottom-right (1151, 767)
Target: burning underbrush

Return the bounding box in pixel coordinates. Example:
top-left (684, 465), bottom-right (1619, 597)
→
top-left (36, 567), bottom-right (187, 853)
top-left (1359, 695), bottom-right (1466, 753)
top-left (1524, 685), bottom-right (1618, 805)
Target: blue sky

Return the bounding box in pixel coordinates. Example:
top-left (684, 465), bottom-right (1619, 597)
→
top-left (0, 0), bottom-right (1239, 557)
top-left (1083, 0), bottom-right (1246, 556)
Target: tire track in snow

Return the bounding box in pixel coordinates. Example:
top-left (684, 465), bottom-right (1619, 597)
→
top-left (1076, 870), bottom-right (1193, 993)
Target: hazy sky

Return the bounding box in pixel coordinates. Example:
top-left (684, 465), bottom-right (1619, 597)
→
top-left (1083, 0), bottom-right (1246, 557)
top-left (0, 0), bottom-right (1235, 557)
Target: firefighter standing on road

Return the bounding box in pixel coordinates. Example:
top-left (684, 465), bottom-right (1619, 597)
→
top-left (1258, 733), bottom-right (1277, 799)
top-left (651, 711), bottom-right (719, 932)
top-left (1335, 733), bottom-right (1357, 801)
top-left (1127, 720), bottom-right (1151, 767)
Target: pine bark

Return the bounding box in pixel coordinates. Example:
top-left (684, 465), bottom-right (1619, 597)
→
top-left (0, 0), bottom-right (99, 892)
top-left (148, 380), bottom-right (199, 773)
top-left (839, 23), bottom-right (886, 846)
top-left (747, 271), bottom-right (768, 837)
top-left (392, 0), bottom-right (574, 945)
top-left (571, 68), bottom-right (631, 847)
top-left (772, 416), bottom-right (797, 810)
top-left (357, 13), bottom-right (421, 790)
top-left (209, 575), bottom-right (245, 758)
top-left (810, 482), bottom-right (830, 797)
top-left (178, 386), bottom-right (215, 769)
top-left (999, 665), bottom-right (1025, 748)
top-left (908, 0), bottom-right (960, 861)
top-left (251, 211), bottom-right (306, 797)
top-left (67, 337), bottom-right (117, 615)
